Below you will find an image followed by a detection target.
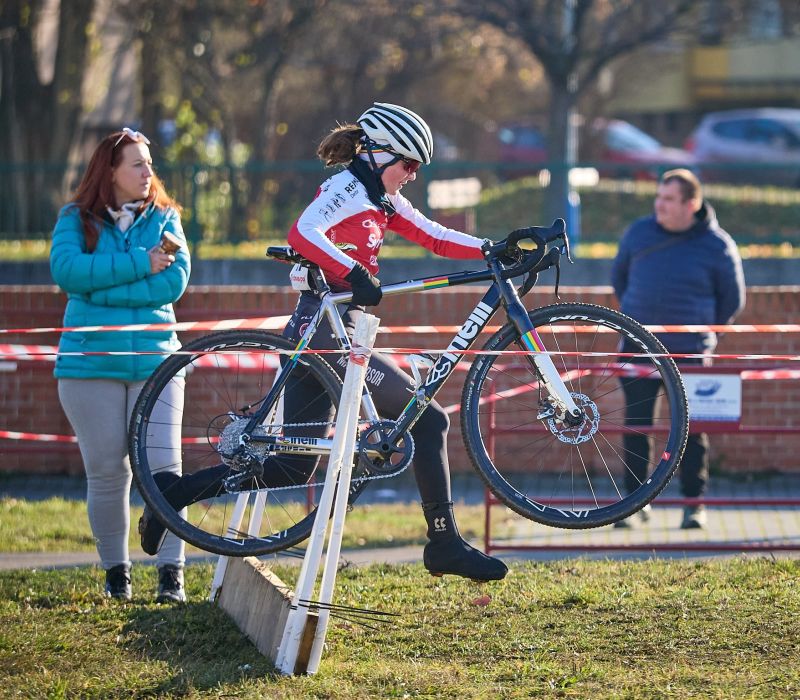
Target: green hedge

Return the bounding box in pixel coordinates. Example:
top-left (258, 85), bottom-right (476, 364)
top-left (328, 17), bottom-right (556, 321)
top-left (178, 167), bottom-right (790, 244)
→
top-left (474, 177), bottom-right (800, 244)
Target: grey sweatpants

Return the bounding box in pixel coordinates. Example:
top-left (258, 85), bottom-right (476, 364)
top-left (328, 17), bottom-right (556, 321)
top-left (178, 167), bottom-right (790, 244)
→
top-left (58, 377), bottom-right (186, 569)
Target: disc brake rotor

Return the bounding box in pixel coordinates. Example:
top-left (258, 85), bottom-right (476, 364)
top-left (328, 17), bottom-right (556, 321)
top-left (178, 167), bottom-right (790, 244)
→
top-left (546, 393), bottom-right (599, 445)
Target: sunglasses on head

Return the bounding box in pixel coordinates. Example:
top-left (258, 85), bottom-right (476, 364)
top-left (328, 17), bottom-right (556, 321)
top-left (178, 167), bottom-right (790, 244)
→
top-left (113, 127), bottom-right (150, 149)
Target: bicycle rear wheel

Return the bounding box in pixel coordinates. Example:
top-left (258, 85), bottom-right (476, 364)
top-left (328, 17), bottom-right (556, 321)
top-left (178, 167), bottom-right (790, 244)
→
top-left (129, 330), bottom-right (362, 557)
top-left (461, 303), bottom-right (689, 529)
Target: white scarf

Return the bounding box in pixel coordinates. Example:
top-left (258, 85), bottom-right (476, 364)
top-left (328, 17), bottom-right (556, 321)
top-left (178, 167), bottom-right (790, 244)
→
top-left (106, 200), bottom-right (144, 232)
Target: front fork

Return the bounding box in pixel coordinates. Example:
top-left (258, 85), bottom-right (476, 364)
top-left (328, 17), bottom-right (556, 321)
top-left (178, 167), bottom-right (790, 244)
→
top-left (497, 275), bottom-right (584, 425)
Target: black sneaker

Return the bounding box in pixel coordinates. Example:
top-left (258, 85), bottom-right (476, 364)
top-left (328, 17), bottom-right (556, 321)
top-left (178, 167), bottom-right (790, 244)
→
top-left (156, 565), bottom-right (186, 603)
top-left (105, 563), bottom-right (132, 600)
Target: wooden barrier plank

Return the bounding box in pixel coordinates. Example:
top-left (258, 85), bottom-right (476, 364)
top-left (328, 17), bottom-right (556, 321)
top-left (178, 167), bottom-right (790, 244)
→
top-left (216, 556), bottom-right (318, 674)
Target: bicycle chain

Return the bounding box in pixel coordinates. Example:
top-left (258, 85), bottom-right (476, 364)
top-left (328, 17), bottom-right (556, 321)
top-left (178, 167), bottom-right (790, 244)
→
top-left (223, 419), bottom-right (412, 495)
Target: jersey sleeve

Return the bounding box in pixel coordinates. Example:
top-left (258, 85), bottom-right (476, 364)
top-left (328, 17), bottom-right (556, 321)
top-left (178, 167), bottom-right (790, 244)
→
top-left (387, 192), bottom-right (485, 259)
top-left (287, 173), bottom-right (371, 279)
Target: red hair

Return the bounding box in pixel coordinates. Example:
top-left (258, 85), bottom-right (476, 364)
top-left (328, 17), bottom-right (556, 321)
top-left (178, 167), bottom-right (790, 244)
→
top-left (69, 131), bottom-right (182, 252)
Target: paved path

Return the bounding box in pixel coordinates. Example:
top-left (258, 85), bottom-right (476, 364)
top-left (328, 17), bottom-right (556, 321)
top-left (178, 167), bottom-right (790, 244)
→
top-left (0, 545), bottom-right (426, 572)
top-left (2, 474), bottom-right (799, 572)
top-left (4, 512), bottom-right (800, 573)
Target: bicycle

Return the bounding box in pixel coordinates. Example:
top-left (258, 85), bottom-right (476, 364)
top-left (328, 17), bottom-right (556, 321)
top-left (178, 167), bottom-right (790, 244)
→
top-left (129, 219), bottom-right (689, 557)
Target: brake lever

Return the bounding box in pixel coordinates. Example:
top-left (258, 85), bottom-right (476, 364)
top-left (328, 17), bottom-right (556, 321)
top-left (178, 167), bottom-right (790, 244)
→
top-left (559, 231), bottom-right (574, 264)
top-left (553, 254), bottom-right (562, 299)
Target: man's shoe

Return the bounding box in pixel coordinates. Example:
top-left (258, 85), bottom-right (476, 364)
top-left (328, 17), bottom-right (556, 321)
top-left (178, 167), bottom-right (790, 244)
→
top-left (139, 468), bottom-right (232, 554)
top-left (423, 537), bottom-right (508, 581)
top-left (613, 503), bottom-right (651, 529)
top-left (105, 563), bottom-right (132, 600)
top-left (156, 565), bottom-right (186, 603)
top-left (680, 504), bottom-right (707, 529)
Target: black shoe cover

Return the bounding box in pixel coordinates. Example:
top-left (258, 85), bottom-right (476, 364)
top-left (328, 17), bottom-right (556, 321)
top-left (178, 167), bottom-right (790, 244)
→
top-left (421, 500), bottom-right (508, 581)
top-left (423, 537), bottom-right (508, 581)
top-left (138, 472), bottom-right (180, 555)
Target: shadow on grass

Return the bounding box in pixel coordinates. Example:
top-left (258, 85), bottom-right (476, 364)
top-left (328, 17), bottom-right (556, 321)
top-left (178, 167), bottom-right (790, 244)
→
top-left (122, 600), bottom-right (281, 691)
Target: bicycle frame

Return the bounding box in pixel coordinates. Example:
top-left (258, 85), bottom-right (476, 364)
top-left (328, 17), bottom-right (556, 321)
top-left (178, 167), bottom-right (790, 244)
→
top-left (239, 256), bottom-right (582, 460)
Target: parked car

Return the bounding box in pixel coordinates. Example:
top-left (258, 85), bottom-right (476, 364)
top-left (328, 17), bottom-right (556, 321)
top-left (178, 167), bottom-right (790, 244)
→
top-left (587, 119), bottom-right (695, 179)
top-left (496, 124), bottom-right (549, 177)
top-left (685, 108), bottom-right (800, 187)
top-left (495, 119), bottom-right (694, 180)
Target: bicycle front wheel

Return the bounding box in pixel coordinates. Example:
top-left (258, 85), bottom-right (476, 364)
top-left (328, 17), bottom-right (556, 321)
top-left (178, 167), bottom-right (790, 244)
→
top-left (129, 330), bottom-right (353, 557)
top-left (461, 303), bottom-right (689, 529)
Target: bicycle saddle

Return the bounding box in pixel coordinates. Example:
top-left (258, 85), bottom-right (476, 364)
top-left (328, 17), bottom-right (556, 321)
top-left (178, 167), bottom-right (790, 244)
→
top-left (266, 246), bottom-right (316, 266)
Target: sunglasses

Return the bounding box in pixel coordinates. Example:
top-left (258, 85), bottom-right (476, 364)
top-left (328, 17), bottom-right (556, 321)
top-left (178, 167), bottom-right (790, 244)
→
top-left (113, 127), bottom-right (151, 149)
top-left (399, 156), bottom-right (422, 174)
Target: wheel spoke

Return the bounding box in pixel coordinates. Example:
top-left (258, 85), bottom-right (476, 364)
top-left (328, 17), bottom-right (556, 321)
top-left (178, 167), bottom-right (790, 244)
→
top-left (130, 331), bottom-right (353, 556)
top-left (462, 303), bottom-right (688, 528)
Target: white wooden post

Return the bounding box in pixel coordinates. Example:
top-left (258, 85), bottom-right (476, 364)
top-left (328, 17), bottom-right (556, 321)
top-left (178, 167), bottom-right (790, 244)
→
top-left (276, 313), bottom-right (379, 675)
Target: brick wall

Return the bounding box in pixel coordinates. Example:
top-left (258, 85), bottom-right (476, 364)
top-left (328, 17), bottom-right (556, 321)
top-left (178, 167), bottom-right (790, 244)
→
top-left (1, 284), bottom-right (798, 475)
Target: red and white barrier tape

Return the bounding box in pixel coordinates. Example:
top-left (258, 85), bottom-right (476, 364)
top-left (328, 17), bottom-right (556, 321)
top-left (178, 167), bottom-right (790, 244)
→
top-left (3, 344), bottom-right (800, 365)
top-left (0, 430), bottom-right (77, 443)
top-left (377, 323), bottom-right (800, 334)
top-left (2, 317), bottom-right (799, 336)
top-left (0, 429), bottom-right (217, 445)
top-left (0, 315), bottom-right (291, 336)
top-left (4, 360), bottom-right (800, 443)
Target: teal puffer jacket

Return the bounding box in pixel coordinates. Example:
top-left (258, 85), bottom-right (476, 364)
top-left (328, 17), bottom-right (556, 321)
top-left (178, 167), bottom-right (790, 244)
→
top-left (50, 203), bottom-right (191, 381)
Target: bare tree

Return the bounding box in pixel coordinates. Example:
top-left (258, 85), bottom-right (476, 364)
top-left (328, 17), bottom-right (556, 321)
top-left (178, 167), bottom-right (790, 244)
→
top-left (0, 0), bottom-right (95, 232)
top-left (441, 0), bottom-right (696, 223)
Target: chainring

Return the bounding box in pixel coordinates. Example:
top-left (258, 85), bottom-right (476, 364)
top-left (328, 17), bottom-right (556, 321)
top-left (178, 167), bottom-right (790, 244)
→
top-left (357, 420), bottom-right (415, 475)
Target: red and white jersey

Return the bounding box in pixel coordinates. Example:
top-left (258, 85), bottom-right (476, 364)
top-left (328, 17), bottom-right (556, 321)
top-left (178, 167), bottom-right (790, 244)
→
top-left (287, 168), bottom-right (485, 288)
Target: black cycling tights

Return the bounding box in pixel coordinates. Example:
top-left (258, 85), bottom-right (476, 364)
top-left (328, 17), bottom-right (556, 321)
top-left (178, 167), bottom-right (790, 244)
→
top-left (156, 294), bottom-right (452, 513)
top-left (281, 293), bottom-right (452, 504)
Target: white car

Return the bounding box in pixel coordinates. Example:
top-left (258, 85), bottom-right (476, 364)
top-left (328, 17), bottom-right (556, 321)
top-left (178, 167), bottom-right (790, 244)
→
top-left (686, 108), bottom-right (800, 187)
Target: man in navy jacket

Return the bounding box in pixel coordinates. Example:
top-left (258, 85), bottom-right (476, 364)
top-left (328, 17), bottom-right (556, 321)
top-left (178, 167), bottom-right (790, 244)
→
top-left (612, 169), bottom-right (745, 528)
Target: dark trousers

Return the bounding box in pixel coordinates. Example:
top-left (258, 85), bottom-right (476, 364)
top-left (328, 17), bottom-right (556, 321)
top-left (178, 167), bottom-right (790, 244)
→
top-left (620, 370), bottom-right (709, 498)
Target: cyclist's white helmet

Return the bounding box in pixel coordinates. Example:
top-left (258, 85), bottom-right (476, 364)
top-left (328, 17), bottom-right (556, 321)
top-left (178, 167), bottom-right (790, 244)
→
top-left (357, 102), bottom-right (434, 164)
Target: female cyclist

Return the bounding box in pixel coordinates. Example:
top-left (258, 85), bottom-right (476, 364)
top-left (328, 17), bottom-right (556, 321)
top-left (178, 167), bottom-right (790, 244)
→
top-left (140, 103), bottom-right (507, 582)
top-left (280, 102), bottom-right (507, 582)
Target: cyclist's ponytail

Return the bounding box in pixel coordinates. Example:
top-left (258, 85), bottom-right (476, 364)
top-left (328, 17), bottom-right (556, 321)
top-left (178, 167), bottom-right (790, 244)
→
top-left (317, 124), bottom-right (364, 167)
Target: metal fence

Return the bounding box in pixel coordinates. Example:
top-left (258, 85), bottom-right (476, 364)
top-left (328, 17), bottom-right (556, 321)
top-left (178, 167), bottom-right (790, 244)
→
top-left (1, 160), bottom-right (798, 249)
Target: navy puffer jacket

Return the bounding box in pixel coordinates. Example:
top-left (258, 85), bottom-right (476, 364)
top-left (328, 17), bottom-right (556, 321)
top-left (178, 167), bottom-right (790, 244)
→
top-left (611, 202), bottom-right (745, 353)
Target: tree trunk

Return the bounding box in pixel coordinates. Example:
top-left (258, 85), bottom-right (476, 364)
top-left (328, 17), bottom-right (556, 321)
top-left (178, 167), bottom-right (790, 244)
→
top-left (544, 81), bottom-right (572, 227)
top-left (0, 0), bottom-right (94, 234)
top-left (36, 0), bottom-right (93, 226)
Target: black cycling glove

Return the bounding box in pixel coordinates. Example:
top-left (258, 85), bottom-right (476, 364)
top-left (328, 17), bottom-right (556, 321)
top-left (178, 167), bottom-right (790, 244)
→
top-left (345, 262), bottom-right (383, 307)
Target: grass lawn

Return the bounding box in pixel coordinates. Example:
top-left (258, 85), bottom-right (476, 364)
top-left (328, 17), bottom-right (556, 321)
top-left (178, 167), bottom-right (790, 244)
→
top-left (0, 496), bottom-right (501, 554)
top-left (0, 558), bottom-right (798, 698)
top-left (2, 492), bottom-right (799, 696)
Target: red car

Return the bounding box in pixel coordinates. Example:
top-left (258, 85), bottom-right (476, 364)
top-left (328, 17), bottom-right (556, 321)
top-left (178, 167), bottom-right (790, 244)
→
top-left (496, 119), bottom-right (695, 180)
top-left (588, 119), bottom-right (696, 179)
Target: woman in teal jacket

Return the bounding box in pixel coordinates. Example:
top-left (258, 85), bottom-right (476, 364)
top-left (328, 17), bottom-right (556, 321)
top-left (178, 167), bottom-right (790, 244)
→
top-left (51, 128), bottom-right (191, 602)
